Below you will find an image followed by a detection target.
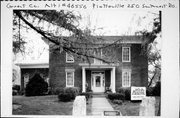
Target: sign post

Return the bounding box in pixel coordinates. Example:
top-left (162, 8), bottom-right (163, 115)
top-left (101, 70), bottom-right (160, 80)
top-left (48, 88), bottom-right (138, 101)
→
top-left (131, 86), bottom-right (146, 101)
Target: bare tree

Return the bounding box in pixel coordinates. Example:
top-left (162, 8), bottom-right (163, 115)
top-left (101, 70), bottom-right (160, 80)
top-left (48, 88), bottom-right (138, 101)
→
top-left (13, 10), bottom-right (125, 64)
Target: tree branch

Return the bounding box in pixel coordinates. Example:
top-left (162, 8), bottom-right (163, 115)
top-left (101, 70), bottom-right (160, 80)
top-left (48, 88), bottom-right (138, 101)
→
top-left (14, 10), bottom-right (115, 64)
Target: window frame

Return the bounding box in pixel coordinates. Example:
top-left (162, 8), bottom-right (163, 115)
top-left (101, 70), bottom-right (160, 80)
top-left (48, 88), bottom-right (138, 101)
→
top-left (65, 69), bottom-right (75, 87)
top-left (94, 49), bottom-right (103, 64)
top-left (122, 69), bottom-right (131, 87)
top-left (122, 47), bottom-right (131, 62)
top-left (66, 52), bottom-right (74, 63)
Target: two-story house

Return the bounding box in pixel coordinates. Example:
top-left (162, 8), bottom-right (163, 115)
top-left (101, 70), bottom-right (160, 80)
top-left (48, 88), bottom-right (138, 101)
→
top-left (49, 36), bottom-right (148, 93)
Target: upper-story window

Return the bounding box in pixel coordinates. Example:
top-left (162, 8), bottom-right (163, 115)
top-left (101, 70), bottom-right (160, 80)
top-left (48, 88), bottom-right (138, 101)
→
top-left (66, 53), bottom-right (74, 63)
top-left (122, 47), bottom-right (131, 62)
top-left (94, 49), bottom-right (103, 64)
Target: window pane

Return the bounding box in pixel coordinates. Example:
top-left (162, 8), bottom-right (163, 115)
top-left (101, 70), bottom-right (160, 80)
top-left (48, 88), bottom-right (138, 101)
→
top-left (94, 49), bottom-right (103, 64)
top-left (122, 71), bottom-right (131, 87)
top-left (66, 72), bottom-right (73, 86)
top-left (123, 47), bottom-right (130, 62)
top-left (66, 53), bottom-right (74, 62)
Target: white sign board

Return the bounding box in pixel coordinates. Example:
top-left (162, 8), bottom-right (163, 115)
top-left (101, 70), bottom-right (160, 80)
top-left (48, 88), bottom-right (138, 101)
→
top-left (131, 86), bottom-right (146, 100)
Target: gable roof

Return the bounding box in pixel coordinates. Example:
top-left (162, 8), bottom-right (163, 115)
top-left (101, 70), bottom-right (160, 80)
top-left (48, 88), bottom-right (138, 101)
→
top-left (91, 35), bottom-right (143, 44)
top-left (42, 35), bottom-right (144, 45)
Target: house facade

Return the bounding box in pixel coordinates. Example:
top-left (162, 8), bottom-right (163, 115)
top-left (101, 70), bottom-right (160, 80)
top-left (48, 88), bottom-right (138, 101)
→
top-left (49, 36), bottom-right (148, 93)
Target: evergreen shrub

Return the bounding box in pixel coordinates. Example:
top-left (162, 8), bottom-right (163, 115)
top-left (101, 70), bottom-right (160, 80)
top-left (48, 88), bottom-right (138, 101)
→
top-left (25, 74), bottom-right (48, 96)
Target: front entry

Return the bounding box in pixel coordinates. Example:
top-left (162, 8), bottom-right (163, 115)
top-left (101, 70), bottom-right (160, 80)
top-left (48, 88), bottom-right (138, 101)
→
top-left (91, 71), bottom-right (105, 92)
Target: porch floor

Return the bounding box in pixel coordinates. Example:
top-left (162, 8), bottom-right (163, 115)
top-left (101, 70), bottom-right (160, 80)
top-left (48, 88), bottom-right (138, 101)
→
top-left (89, 94), bottom-right (120, 116)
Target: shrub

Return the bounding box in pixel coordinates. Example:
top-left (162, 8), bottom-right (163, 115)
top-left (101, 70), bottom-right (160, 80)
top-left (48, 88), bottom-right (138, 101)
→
top-left (107, 93), bottom-right (125, 101)
top-left (64, 87), bottom-right (80, 94)
top-left (58, 87), bottom-right (80, 102)
top-left (12, 90), bottom-right (18, 96)
top-left (58, 93), bottom-right (73, 102)
top-left (79, 92), bottom-right (91, 100)
top-left (146, 87), bottom-right (154, 96)
top-left (86, 86), bottom-right (92, 92)
top-left (112, 99), bottom-right (123, 105)
top-left (12, 85), bottom-right (20, 95)
top-left (25, 74), bottom-right (48, 96)
top-left (64, 87), bottom-right (80, 99)
top-left (105, 87), bottom-right (112, 93)
top-left (52, 87), bottom-right (64, 95)
top-left (152, 81), bottom-right (161, 96)
top-left (124, 88), bottom-right (131, 100)
top-left (118, 87), bottom-right (131, 100)
top-left (118, 88), bottom-right (126, 94)
top-left (13, 85), bottom-right (20, 91)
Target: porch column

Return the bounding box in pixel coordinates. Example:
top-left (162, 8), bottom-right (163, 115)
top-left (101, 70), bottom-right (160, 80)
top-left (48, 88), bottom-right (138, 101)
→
top-left (111, 67), bottom-right (116, 93)
top-left (82, 67), bottom-right (86, 92)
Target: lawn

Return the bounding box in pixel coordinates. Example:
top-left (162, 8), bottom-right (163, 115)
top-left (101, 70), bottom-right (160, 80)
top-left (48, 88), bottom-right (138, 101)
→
top-left (13, 95), bottom-right (92, 115)
top-left (13, 95), bottom-right (74, 115)
top-left (108, 97), bottom-right (160, 116)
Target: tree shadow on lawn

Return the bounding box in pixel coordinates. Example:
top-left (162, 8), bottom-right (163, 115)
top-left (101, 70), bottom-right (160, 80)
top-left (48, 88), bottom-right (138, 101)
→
top-left (86, 97), bottom-right (92, 115)
top-left (13, 95), bottom-right (74, 115)
top-left (109, 97), bottom-right (160, 116)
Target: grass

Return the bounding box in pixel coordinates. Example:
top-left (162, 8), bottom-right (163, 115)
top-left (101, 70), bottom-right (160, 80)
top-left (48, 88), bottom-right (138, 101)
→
top-left (13, 95), bottom-right (74, 115)
top-left (13, 95), bottom-right (92, 115)
top-left (108, 97), bottom-right (161, 116)
top-left (86, 97), bottom-right (92, 115)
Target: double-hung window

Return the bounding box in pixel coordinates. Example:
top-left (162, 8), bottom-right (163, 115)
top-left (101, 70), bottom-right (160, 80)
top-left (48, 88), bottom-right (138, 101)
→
top-left (66, 53), bottom-right (74, 63)
top-left (65, 69), bottom-right (74, 87)
top-left (94, 49), bottom-right (103, 64)
top-left (122, 69), bottom-right (131, 87)
top-left (122, 47), bottom-right (131, 62)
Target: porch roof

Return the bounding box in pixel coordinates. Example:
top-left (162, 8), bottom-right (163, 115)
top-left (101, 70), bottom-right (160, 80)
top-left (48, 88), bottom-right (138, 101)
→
top-left (79, 63), bottom-right (118, 69)
top-left (15, 60), bottom-right (49, 69)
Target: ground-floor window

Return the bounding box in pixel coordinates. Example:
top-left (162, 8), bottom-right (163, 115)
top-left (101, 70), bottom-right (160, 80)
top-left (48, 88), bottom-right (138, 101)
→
top-left (24, 73), bottom-right (29, 88)
top-left (122, 69), bottom-right (131, 87)
top-left (65, 69), bottom-right (74, 87)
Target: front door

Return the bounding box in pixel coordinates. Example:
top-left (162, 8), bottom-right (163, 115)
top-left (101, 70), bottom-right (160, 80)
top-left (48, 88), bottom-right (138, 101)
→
top-left (91, 72), bottom-right (105, 92)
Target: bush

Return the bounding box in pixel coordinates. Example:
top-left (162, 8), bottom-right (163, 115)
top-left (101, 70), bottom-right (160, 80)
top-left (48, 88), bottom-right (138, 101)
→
top-left (79, 92), bottom-right (91, 100)
top-left (12, 85), bottom-right (20, 95)
top-left (86, 86), bottom-right (92, 92)
top-left (64, 87), bottom-right (80, 95)
top-left (112, 99), bottom-right (123, 105)
top-left (51, 87), bottom-right (64, 95)
top-left (118, 87), bottom-right (131, 100)
top-left (58, 87), bottom-right (80, 102)
top-left (12, 90), bottom-right (18, 96)
top-left (105, 87), bottom-right (112, 93)
top-left (25, 74), bottom-right (48, 96)
top-left (64, 87), bottom-right (80, 99)
top-left (58, 93), bottom-right (73, 102)
top-left (146, 87), bottom-right (154, 96)
top-left (107, 93), bottom-right (125, 101)
top-left (124, 88), bottom-right (131, 100)
top-left (13, 85), bottom-right (20, 91)
top-left (152, 81), bottom-right (161, 96)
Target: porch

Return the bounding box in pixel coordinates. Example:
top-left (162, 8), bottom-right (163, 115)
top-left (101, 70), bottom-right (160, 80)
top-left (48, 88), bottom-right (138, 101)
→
top-left (79, 63), bottom-right (117, 93)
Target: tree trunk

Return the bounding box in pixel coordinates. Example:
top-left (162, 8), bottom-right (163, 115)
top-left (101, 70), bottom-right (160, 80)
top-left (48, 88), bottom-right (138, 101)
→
top-left (157, 98), bottom-right (161, 116)
top-left (148, 71), bottom-right (156, 87)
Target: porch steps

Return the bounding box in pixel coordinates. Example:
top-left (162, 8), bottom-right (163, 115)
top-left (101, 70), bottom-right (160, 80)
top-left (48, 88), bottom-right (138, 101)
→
top-left (92, 93), bottom-right (106, 98)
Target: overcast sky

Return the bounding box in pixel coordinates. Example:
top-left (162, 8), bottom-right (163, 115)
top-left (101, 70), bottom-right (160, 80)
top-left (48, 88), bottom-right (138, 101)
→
top-left (78, 10), bottom-right (158, 35)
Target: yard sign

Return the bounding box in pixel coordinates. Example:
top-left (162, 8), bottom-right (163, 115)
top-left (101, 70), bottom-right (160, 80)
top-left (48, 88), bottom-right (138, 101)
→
top-left (131, 86), bottom-right (146, 100)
